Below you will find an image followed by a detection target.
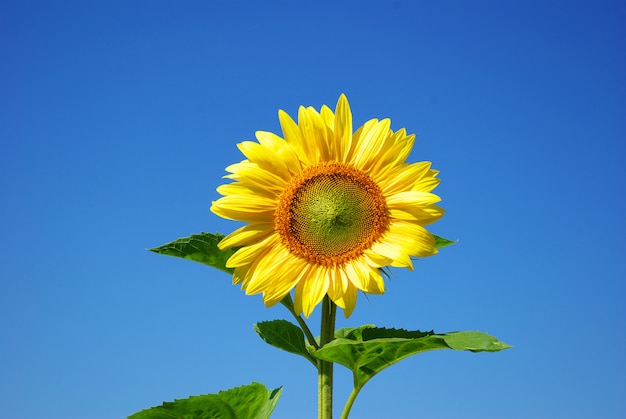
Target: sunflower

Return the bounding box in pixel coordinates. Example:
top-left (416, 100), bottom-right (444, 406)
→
top-left (211, 95), bottom-right (444, 317)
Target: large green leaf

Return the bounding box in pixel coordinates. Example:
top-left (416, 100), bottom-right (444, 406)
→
top-left (312, 326), bottom-right (511, 390)
top-left (128, 382), bottom-right (282, 419)
top-left (254, 320), bottom-right (317, 366)
top-left (149, 232), bottom-right (235, 274)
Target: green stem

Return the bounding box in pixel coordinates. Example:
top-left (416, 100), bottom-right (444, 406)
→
top-left (318, 296), bottom-right (337, 419)
top-left (340, 386), bottom-right (360, 419)
top-left (294, 312), bottom-right (319, 350)
top-left (280, 294), bottom-right (319, 349)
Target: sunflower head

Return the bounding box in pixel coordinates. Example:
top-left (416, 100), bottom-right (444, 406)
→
top-left (211, 94), bottom-right (444, 317)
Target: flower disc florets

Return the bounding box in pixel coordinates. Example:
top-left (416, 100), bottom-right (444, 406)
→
top-left (276, 162), bottom-right (388, 267)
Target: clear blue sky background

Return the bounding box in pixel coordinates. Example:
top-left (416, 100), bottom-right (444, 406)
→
top-left (2, 1), bottom-right (625, 418)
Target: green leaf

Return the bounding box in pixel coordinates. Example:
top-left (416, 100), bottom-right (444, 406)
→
top-left (444, 330), bottom-right (513, 352)
top-left (255, 320), bottom-right (317, 366)
top-left (433, 235), bottom-right (457, 249)
top-left (312, 327), bottom-right (510, 390)
top-left (333, 325), bottom-right (376, 340)
top-left (128, 382), bottom-right (282, 419)
top-left (149, 232), bottom-right (235, 274)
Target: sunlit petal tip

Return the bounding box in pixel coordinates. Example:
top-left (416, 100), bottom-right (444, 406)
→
top-left (298, 269), bottom-right (329, 317)
top-left (278, 110), bottom-right (297, 137)
top-left (244, 269), bottom-right (274, 296)
top-left (334, 95), bottom-right (348, 123)
top-left (342, 304), bottom-right (355, 318)
top-left (277, 108), bottom-right (289, 119)
top-left (218, 223), bottom-right (274, 249)
top-left (339, 283), bottom-right (358, 318)
top-left (231, 266), bottom-right (247, 285)
top-left (394, 127), bottom-right (408, 138)
top-left (262, 292), bottom-right (286, 308)
top-left (368, 268), bottom-right (386, 294)
top-left (386, 190), bottom-right (442, 207)
top-left (235, 140), bottom-right (256, 154)
top-left (216, 234), bottom-right (229, 251)
top-left (320, 104), bottom-right (334, 115)
top-left (336, 94), bottom-right (350, 112)
top-left (209, 202), bottom-right (236, 222)
top-left (224, 163), bottom-right (238, 173)
top-left (293, 280), bottom-right (305, 316)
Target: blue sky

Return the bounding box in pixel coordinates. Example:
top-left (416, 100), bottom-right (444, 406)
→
top-left (1, 1), bottom-right (625, 418)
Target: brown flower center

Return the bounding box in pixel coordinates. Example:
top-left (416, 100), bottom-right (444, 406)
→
top-left (275, 162), bottom-right (388, 266)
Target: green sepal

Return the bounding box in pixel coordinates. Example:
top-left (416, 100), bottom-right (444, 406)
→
top-left (127, 382), bottom-right (282, 419)
top-left (149, 232), bottom-right (235, 274)
top-left (312, 326), bottom-right (511, 390)
top-left (433, 235), bottom-right (457, 249)
top-left (255, 320), bottom-right (317, 366)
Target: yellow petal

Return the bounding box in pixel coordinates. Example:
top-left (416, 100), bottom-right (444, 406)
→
top-left (388, 205), bottom-right (445, 225)
top-left (225, 235), bottom-right (278, 267)
top-left (320, 104), bottom-right (335, 130)
top-left (334, 94), bottom-right (353, 162)
top-left (350, 119), bottom-right (391, 170)
top-left (263, 258), bottom-right (310, 307)
top-left (366, 267), bottom-right (385, 294)
top-left (293, 278), bottom-right (305, 316)
top-left (345, 259), bottom-right (385, 294)
top-left (217, 180), bottom-right (279, 199)
top-left (412, 176), bottom-right (441, 193)
top-left (255, 130), bottom-right (302, 175)
top-left (386, 190), bottom-right (441, 207)
top-left (388, 129), bottom-right (415, 165)
top-left (368, 240), bottom-right (414, 269)
top-left (378, 161), bottom-right (432, 195)
top-left (326, 266), bottom-right (346, 308)
top-left (278, 109), bottom-right (312, 167)
top-left (211, 194), bottom-right (275, 223)
top-left (245, 244), bottom-right (292, 295)
top-left (215, 183), bottom-right (260, 197)
top-left (299, 106), bottom-right (330, 163)
top-left (363, 251), bottom-right (391, 268)
top-left (298, 266), bottom-right (329, 317)
top-left (224, 161), bottom-right (286, 195)
top-left (232, 264), bottom-right (251, 285)
top-left (343, 260), bottom-right (370, 292)
top-left (385, 221), bottom-right (437, 257)
top-left (237, 141), bottom-right (291, 179)
top-left (218, 223), bottom-right (275, 249)
top-left (368, 131), bottom-right (415, 178)
top-left (333, 278), bottom-right (357, 318)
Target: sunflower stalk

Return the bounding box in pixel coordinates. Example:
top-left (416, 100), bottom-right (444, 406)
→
top-left (318, 296), bottom-right (337, 419)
